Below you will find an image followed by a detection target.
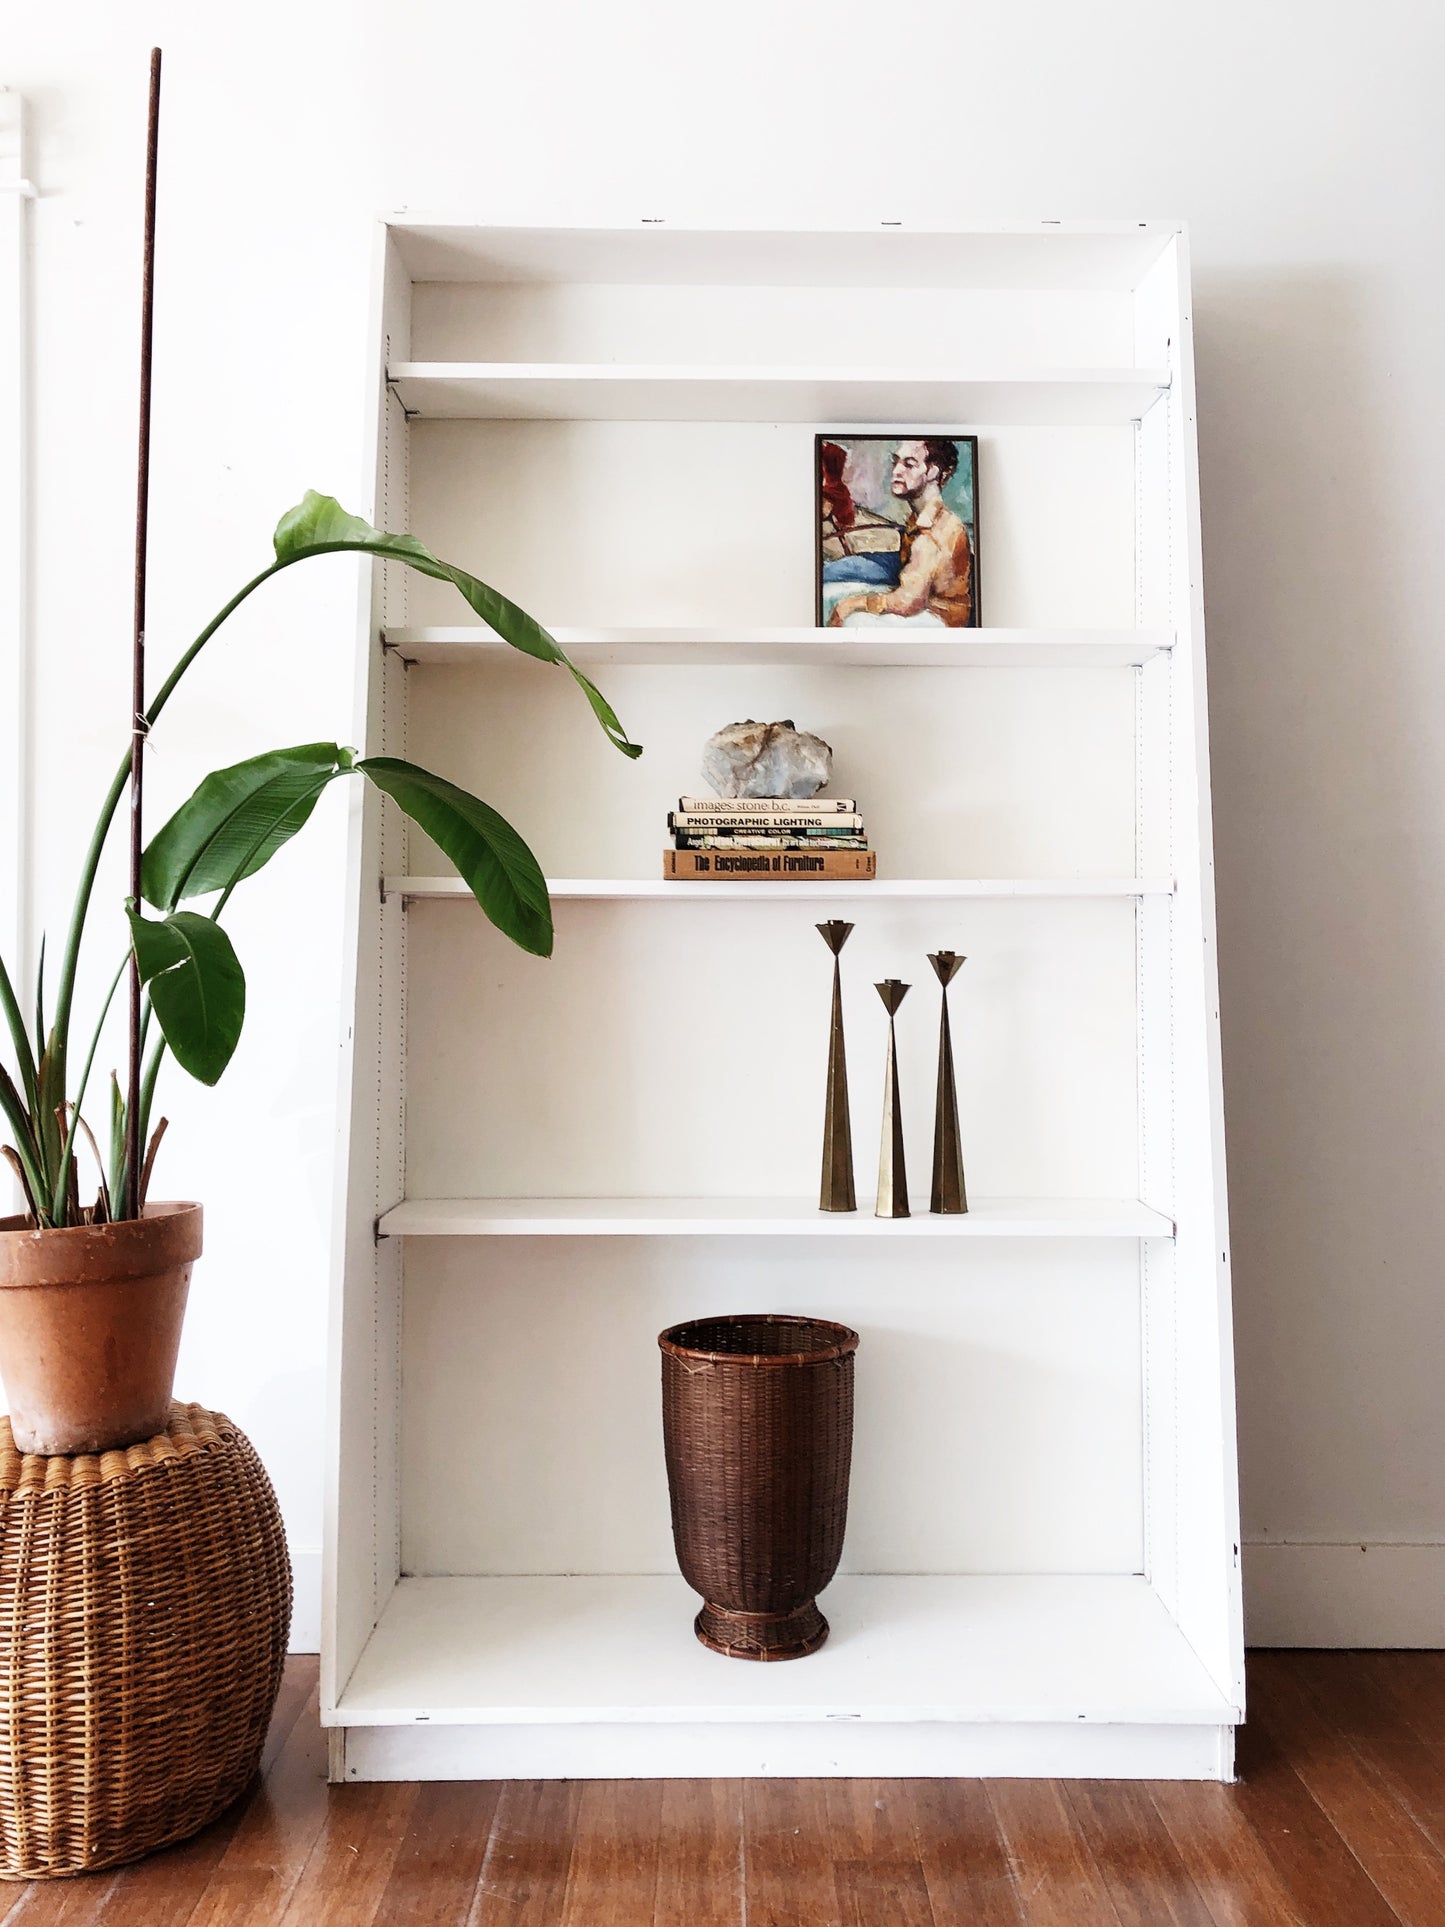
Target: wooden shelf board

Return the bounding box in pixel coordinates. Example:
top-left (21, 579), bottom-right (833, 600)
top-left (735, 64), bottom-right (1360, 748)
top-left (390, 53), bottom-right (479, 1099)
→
top-left (378, 1196), bottom-right (1175, 1239)
top-left (388, 222), bottom-right (1179, 292)
top-left (383, 625), bottom-right (1173, 670)
top-left (388, 876), bottom-right (1174, 903)
top-left (331, 1574), bottom-right (1238, 1728)
top-left (387, 363), bottom-right (1170, 426)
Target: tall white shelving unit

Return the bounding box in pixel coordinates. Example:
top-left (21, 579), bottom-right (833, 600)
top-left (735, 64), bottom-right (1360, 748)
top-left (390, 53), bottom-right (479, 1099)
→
top-left (322, 221), bottom-right (1243, 1783)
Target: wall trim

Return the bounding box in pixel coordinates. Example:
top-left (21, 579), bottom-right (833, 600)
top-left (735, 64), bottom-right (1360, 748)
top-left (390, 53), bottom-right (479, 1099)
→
top-left (0, 88), bottom-right (33, 1172)
top-left (1244, 1542), bottom-right (1445, 1648)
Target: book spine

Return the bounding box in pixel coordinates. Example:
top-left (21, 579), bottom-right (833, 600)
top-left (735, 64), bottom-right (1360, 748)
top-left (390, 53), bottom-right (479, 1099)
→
top-left (669, 812), bottom-right (865, 832)
top-left (676, 796), bottom-right (857, 815)
top-left (664, 849), bottom-right (877, 881)
top-left (675, 834), bottom-right (869, 851)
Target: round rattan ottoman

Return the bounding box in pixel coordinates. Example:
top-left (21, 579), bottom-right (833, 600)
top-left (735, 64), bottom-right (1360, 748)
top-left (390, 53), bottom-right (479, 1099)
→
top-left (0, 1401), bottom-right (291, 1880)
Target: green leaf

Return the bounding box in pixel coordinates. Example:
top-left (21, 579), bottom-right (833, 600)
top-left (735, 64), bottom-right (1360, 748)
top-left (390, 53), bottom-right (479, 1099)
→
top-left (33, 936), bottom-right (45, 1065)
top-left (143, 743), bottom-right (349, 910)
top-left (272, 492), bottom-right (642, 761)
top-left (107, 1073), bottom-right (126, 1219)
top-left (0, 1063), bottom-right (46, 1212)
top-left (35, 1030), bottom-right (63, 1176)
top-left (126, 908), bottom-right (246, 1087)
top-left (0, 950), bottom-right (37, 1113)
top-left (356, 757), bottom-right (553, 958)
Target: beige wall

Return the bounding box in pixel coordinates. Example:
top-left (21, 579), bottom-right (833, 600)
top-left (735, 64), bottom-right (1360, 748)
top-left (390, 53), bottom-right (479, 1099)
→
top-left (7, 0), bottom-right (1444, 1642)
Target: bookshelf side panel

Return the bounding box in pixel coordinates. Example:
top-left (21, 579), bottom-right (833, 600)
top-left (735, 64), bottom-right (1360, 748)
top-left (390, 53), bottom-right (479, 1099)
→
top-left (1136, 236), bottom-right (1243, 1705)
top-left (325, 230), bottom-right (410, 1712)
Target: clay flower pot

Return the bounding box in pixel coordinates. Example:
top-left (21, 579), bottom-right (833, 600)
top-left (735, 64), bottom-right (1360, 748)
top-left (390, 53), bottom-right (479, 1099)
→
top-left (659, 1313), bottom-right (859, 1660)
top-left (0, 1203), bottom-right (202, 1455)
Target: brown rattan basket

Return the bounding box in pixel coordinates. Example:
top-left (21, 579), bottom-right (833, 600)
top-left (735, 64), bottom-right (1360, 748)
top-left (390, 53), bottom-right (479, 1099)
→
top-left (659, 1313), bottom-right (859, 1660)
top-left (0, 1401), bottom-right (291, 1880)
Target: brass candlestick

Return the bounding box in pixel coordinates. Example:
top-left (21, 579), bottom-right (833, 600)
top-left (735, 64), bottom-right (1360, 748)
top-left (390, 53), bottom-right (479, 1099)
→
top-left (928, 952), bottom-right (968, 1215)
top-left (817, 921), bottom-right (856, 1212)
top-left (875, 980), bottom-right (910, 1219)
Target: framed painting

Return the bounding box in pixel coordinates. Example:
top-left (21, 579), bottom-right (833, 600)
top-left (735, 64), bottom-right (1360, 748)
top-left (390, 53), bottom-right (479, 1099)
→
top-left (816, 434), bottom-right (980, 629)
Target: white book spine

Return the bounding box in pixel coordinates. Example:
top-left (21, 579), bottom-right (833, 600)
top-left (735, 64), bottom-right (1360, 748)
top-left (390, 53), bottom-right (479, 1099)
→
top-left (677, 834), bottom-right (869, 851)
top-left (670, 812), bottom-right (864, 832)
top-left (677, 796), bottom-right (857, 815)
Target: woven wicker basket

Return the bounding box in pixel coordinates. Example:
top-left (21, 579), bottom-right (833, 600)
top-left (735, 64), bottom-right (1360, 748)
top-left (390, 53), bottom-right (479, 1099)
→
top-left (0, 1401), bottom-right (291, 1880)
top-left (660, 1314), bottom-right (858, 1660)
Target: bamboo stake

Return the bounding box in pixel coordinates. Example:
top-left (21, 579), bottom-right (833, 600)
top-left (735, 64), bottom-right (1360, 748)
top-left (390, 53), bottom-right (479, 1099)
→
top-left (125, 48), bottom-right (161, 1222)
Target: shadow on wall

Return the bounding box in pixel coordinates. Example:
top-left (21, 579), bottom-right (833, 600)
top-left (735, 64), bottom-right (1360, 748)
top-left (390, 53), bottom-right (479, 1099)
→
top-left (1195, 268), bottom-right (1445, 1544)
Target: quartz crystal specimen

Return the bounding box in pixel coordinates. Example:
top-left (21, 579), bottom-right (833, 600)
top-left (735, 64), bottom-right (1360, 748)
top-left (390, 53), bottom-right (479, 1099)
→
top-left (701, 719), bottom-right (833, 800)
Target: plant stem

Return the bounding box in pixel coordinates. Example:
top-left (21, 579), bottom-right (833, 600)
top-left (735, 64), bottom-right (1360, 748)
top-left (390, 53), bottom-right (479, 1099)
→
top-left (128, 840), bottom-right (267, 1185)
top-left (45, 556), bottom-right (288, 1219)
top-left (47, 953), bottom-right (129, 1225)
top-left (52, 564), bottom-right (286, 1064)
top-left (126, 47), bottom-right (163, 1222)
top-left (126, 781), bottom-right (323, 1174)
top-left (137, 1027), bottom-right (166, 1162)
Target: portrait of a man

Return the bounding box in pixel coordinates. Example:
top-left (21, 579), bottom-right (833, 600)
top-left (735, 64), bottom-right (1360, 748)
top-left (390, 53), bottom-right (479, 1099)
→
top-left (817, 434), bottom-right (979, 628)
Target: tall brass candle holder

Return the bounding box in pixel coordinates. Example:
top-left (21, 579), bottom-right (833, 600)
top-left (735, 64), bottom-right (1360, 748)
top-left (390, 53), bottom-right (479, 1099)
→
top-left (816, 921), bottom-right (856, 1213)
top-left (928, 951), bottom-right (968, 1215)
top-left (874, 980), bottom-right (910, 1219)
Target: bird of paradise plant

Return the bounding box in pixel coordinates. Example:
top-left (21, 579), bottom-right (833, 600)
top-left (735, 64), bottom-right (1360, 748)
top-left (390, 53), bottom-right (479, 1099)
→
top-left (0, 490), bottom-right (641, 1230)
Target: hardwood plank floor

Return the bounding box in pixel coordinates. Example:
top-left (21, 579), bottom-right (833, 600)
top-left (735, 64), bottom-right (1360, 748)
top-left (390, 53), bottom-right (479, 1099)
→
top-left (826, 1780), bottom-right (938, 1926)
top-left (652, 1781), bottom-right (742, 1927)
top-left (2, 1653), bottom-right (1444, 1924)
top-left (1063, 1780), bottom-right (1215, 1927)
top-left (988, 1779), bottom-right (1124, 1927)
top-left (910, 1780), bottom-right (1026, 1926)
top-left (742, 1781), bottom-right (840, 1927)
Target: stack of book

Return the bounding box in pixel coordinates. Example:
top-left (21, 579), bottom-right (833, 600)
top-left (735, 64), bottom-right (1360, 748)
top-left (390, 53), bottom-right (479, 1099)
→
top-left (663, 796), bottom-right (876, 881)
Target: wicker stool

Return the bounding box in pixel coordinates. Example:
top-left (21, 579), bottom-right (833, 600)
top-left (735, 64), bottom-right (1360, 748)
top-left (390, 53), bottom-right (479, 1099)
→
top-left (0, 1402), bottom-right (291, 1879)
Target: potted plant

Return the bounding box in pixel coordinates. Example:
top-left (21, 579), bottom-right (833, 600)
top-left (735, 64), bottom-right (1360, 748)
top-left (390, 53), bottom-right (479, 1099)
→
top-left (0, 490), bottom-right (640, 1453)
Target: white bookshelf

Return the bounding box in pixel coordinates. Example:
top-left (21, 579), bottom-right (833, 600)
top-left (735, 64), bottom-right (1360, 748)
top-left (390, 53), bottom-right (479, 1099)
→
top-left (324, 219), bottom-right (1242, 1784)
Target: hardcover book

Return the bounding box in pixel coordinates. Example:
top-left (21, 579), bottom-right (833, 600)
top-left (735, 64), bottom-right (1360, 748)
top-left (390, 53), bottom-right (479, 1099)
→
top-left (675, 834), bottom-right (869, 851)
top-left (663, 848), bottom-right (877, 881)
top-left (669, 812), bottom-right (865, 833)
top-left (677, 796), bottom-right (858, 815)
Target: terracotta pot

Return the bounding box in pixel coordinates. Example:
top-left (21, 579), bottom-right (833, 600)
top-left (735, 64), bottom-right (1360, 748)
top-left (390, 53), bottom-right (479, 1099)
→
top-left (0, 1203), bottom-right (202, 1455)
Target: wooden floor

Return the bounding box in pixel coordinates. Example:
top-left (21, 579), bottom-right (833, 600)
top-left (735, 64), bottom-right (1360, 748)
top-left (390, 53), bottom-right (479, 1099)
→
top-left (3, 1652), bottom-right (1445, 1924)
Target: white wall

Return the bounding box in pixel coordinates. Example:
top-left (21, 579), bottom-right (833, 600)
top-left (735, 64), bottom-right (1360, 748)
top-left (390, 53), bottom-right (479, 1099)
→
top-left (6, 0), bottom-right (1444, 1648)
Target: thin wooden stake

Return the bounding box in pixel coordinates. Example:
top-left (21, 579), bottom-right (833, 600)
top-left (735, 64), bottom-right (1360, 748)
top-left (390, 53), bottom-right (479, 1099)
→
top-left (125, 48), bottom-right (161, 1223)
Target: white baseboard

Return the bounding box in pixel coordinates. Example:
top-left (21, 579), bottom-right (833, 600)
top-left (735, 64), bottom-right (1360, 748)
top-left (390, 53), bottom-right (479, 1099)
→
top-left (289, 1547), bottom-right (321, 1652)
top-left (1245, 1542), bottom-right (1445, 1647)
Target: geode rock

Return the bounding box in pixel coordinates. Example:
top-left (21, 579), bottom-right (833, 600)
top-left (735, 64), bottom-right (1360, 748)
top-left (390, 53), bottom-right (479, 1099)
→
top-left (701, 720), bottom-right (833, 799)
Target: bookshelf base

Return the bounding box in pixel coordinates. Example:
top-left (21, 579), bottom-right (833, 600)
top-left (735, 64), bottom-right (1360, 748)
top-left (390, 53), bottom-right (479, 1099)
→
top-left (335, 1715), bottom-right (1233, 1782)
top-left (327, 1573), bottom-right (1238, 1782)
